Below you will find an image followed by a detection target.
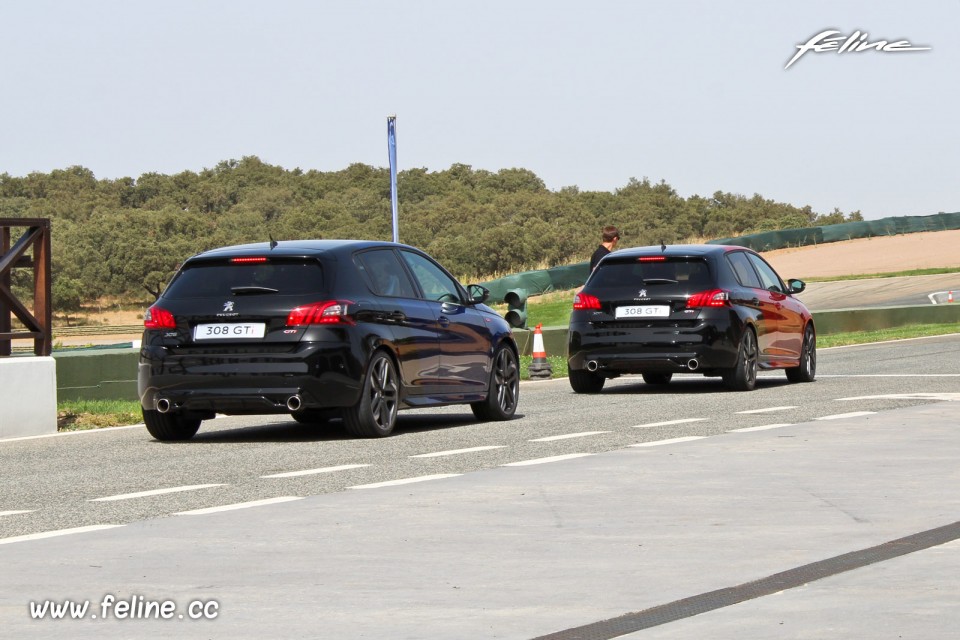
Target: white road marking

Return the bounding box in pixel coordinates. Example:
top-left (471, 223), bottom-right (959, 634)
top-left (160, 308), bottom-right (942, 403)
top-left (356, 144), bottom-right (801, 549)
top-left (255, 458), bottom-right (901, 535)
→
top-left (817, 374), bottom-right (960, 377)
top-left (631, 418), bottom-right (708, 429)
top-left (529, 431), bottom-right (611, 442)
top-left (0, 424), bottom-right (143, 444)
top-left (730, 423), bottom-right (794, 433)
top-left (89, 484), bottom-right (224, 502)
top-left (736, 406), bottom-right (798, 414)
top-left (410, 446), bottom-right (505, 458)
top-left (630, 436), bottom-right (706, 448)
top-left (836, 393), bottom-right (960, 402)
top-left (0, 525), bottom-right (123, 546)
top-left (175, 496), bottom-right (302, 515)
top-left (0, 510), bottom-right (34, 517)
top-left (262, 464), bottom-right (371, 478)
top-left (503, 453), bottom-right (593, 467)
top-left (349, 474), bottom-right (461, 489)
top-left (816, 412), bottom-right (877, 420)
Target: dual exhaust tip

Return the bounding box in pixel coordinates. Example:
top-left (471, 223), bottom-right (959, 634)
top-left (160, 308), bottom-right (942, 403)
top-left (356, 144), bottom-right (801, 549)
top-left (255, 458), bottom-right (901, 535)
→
top-left (584, 359), bottom-right (700, 372)
top-left (156, 394), bottom-right (304, 414)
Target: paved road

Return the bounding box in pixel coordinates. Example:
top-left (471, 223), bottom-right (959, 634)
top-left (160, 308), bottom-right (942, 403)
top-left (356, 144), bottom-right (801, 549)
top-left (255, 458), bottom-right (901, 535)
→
top-left (796, 273), bottom-right (960, 309)
top-left (1, 335), bottom-right (958, 638)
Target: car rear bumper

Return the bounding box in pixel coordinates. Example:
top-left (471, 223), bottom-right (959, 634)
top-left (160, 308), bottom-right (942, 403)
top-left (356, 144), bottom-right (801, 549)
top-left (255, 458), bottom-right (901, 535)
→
top-left (138, 341), bottom-right (364, 415)
top-left (567, 317), bottom-right (741, 374)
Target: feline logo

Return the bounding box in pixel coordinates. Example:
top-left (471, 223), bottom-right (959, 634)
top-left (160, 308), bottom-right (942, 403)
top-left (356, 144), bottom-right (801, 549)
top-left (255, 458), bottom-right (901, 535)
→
top-left (223, 301), bottom-right (235, 312)
top-left (785, 30), bottom-right (931, 69)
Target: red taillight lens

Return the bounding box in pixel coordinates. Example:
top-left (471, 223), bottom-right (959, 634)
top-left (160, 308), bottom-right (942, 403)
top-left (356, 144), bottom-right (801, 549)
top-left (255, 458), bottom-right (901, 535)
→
top-left (230, 257), bottom-right (268, 264)
top-left (573, 293), bottom-right (602, 310)
top-left (686, 289), bottom-right (729, 308)
top-left (144, 306), bottom-right (176, 329)
top-left (286, 300), bottom-right (355, 326)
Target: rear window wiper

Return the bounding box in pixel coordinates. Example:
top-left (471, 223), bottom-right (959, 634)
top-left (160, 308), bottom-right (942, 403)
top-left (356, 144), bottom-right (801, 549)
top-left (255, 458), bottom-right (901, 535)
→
top-left (231, 286), bottom-right (279, 295)
top-left (642, 278), bottom-right (678, 284)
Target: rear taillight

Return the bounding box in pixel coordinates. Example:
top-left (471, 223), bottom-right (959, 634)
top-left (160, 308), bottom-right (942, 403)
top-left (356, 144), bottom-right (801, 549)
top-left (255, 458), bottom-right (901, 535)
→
top-left (230, 257), bottom-right (268, 264)
top-left (573, 293), bottom-right (602, 310)
top-left (686, 289), bottom-right (729, 308)
top-left (286, 300), bottom-right (355, 326)
top-left (144, 306), bottom-right (176, 329)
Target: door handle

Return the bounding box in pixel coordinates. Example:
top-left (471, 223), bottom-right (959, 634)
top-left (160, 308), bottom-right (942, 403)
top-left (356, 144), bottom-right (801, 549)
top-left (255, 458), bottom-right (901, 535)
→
top-left (388, 311), bottom-right (406, 323)
top-left (438, 316), bottom-right (450, 328)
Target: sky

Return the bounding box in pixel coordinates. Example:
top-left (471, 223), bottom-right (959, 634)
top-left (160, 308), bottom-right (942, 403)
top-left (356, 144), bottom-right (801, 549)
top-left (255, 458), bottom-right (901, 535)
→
top-left (0, 0), bottom-right (956, 220)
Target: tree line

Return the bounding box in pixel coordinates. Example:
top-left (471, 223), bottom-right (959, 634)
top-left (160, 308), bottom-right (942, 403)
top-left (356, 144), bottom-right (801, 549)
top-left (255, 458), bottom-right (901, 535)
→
top-left (0, 156), bottom-right (862, 309)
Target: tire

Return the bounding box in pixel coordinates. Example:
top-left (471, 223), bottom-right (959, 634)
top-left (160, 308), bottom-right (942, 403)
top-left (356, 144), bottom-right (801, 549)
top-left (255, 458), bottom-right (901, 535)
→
top-left (343, 351), bottom-right (399, 437)
top-left (142, 409), bottom-right (201, 441)
top-left (723, 327), bottom-right (758, 391)
top-left (471, 345), bottom-right (520, 421)
top-left (569, 367), bottom-right (605, 393)
top-left (642, 372), bottom-right (673, 385)
top-left (291, 409), bottom-right (340, 425)
top-left (786, 325), bottom-right (817, 383)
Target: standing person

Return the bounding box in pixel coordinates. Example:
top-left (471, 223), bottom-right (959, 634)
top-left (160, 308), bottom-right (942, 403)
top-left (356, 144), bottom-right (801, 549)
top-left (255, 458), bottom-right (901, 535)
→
top-left (590, 225), bottom-right (621, 270)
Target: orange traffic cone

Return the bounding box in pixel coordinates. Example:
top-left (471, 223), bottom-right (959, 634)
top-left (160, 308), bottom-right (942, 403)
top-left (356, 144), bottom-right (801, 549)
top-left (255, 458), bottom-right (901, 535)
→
top-left (527, 323), bottom-right (553, 379)
top-left (949, 291), bottom-right (954, 303)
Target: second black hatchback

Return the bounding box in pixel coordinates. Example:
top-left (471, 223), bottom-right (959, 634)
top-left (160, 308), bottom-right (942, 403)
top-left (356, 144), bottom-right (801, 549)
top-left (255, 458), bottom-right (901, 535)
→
top-left (567, 244), bottom-right (816, 392)
top-left (138, 240), bottom-right (520, 440)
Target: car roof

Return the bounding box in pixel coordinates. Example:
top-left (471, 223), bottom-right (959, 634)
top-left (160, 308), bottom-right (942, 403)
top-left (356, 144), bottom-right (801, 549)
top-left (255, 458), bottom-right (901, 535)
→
top-left (605, 244), bottom-right (754, 260)
top-left (188, 239), bottom-right (420, 262)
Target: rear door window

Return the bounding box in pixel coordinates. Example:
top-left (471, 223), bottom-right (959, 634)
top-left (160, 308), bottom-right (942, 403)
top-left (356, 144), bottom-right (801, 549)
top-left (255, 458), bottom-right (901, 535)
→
top-left (725, 251), bottom-right (763, 289)
top-left (163, 260), bottom-right (324, 299)
top-left (354, 249), bottom-right (419, 298)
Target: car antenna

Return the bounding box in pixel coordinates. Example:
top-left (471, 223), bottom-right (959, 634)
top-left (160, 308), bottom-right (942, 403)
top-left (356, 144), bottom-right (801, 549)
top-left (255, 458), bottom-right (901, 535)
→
top-left (269, 235), bottom-right (278, 250)
top-left (660, 240), bottom-right (666, 252)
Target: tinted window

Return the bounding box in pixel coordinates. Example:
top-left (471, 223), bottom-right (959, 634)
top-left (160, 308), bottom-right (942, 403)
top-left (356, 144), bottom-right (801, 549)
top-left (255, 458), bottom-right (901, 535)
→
top-left (163, 260), bottom-right (324, 299)
top-left (400, 251), bottom-right (462, 303)
top-left (355, 249), bottom-right (418, 298)
top-left (590, 258), bottom-right (712, 291)
top-left (746, 254), bottom-right (785, 293)
top-left (726, 252), bottom-right (763, 289)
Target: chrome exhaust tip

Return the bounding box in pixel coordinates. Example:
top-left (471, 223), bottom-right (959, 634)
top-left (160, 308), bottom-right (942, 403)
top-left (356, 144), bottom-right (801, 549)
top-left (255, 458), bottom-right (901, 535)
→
top-left (586, 360), bottom-right (599, 372)
top-left (286, 395), bottom-right (302, 412)
top-left (687, 359), bottom-right (700, 371)
top-left (156, 398), bottom-right (172, 414)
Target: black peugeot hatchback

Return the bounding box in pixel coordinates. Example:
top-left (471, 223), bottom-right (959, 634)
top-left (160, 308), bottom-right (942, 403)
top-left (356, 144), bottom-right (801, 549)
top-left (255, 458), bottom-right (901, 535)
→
top-left (138, 240), bottom-right (520, 440)
top-left (568, 244), bottom-right (816, 392)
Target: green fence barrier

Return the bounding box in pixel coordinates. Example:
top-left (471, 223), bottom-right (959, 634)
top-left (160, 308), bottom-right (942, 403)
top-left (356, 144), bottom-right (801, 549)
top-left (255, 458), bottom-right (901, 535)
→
top-left (711, 212), bottom-right (960, 251)
top-left (480, 262), bottom-right (590, 303)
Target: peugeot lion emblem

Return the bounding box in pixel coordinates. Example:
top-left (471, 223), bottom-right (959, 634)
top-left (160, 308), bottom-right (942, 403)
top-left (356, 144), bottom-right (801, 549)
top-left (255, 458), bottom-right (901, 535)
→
top-left (223, 301), bottom-right (235, 312)
top-left (638, 289), bottom-right (647, 298)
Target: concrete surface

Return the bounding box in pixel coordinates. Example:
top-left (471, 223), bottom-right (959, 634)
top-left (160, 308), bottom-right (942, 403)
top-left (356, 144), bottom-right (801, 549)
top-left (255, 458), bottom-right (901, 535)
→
top-left (0, 357), bottom-right (57, 439)
top-left (1, 401), bottom-right (958, 638)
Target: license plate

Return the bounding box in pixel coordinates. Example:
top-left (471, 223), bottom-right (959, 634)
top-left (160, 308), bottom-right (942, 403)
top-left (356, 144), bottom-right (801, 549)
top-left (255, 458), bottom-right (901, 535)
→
top-left (615, 305), bottom-right (670, 319)
top-left (193, 323), bottom-right (266, 340)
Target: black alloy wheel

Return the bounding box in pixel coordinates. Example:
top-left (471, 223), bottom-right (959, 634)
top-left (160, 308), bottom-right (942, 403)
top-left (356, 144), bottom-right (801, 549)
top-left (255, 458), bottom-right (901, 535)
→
top-left (472, 345), bottom-right (520, 421)
top-left (786, 325), bottom-right (817, 383)
top-left (344, 351), bottom-right (400, 437)
top-left (723, 327), bottom-right (758, 391)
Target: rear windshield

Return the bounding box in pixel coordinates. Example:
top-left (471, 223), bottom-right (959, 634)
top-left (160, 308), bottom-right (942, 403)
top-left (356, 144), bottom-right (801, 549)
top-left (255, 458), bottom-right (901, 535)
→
top-left (589, 257), bottom-right (712, 291)
top-left (162, 260), bottom-right (325, 299)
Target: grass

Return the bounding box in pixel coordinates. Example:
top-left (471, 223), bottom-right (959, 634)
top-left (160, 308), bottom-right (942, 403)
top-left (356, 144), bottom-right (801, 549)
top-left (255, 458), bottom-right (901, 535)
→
top-left (57, 399), bottom-right (142, 431)
top-left (805, 267), bottom-right (960, 283)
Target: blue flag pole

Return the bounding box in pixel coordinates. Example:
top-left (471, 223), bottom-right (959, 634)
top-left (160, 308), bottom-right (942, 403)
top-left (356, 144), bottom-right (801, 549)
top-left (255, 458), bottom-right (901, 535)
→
top-left (387, 115), bottom-right (399, 243)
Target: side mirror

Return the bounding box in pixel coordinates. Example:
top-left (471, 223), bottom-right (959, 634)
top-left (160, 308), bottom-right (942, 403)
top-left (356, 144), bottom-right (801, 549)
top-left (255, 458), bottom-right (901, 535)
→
top-left (787, 278), bottom-right (806, 294)
top-left (467, 284), bottom-right (490, 305)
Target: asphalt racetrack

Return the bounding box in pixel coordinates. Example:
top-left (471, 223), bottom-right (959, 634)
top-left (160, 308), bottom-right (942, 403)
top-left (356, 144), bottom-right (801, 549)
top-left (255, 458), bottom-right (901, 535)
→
top-left (2, 334), bottom-right (959, 638)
